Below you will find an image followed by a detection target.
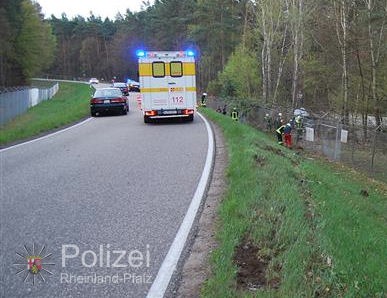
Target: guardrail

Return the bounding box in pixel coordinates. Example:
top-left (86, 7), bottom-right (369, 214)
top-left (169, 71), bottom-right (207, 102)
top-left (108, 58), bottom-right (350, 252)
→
top-left (0, 82), bottom-right (59, 126)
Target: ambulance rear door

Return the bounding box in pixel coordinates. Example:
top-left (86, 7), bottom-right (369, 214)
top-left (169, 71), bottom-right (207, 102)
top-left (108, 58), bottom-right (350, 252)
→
top-left (166, 59), bottom-right (189, 113)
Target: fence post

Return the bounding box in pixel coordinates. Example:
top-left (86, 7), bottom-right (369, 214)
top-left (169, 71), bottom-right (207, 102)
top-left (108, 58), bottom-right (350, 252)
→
top-left (370, 125), bottom-right (380, 175)
top-left (334, 122), bottom-right (342, 160)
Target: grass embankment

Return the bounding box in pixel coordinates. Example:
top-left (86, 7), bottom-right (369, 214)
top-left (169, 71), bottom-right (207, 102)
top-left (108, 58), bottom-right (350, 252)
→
top-left (0, 81), bottom-right (91, 146)
top-left (201, 108), bottom-right (386, 297)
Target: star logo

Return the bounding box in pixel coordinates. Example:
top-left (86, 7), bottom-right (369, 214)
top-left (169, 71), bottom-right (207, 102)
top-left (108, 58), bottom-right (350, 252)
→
top-left (14, 244), bottom-right (55, 285)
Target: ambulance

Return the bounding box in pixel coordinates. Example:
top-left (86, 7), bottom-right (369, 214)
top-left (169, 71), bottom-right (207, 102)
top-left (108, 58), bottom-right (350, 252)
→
top-left (136, 50), bottom-right (197, 123)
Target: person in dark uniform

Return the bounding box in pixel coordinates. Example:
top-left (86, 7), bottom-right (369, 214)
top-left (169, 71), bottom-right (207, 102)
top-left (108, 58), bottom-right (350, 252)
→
top-left (201, 93), bottom-right (207, 107)
top-left (274, 113), bottom-right (284, 144)
top-left (276, 123), bottom-right (285, 145)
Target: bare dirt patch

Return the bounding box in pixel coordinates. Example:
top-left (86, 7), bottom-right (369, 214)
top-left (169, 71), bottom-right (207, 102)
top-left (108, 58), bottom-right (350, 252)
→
top-left (234, 237), bottom-right (280, 292)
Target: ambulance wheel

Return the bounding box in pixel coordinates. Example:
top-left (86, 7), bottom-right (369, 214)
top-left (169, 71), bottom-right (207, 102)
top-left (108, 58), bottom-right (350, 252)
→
top-left (144, 116), bottom-right (151, 123)
top-left (186, 115), bottom-right (194, 122)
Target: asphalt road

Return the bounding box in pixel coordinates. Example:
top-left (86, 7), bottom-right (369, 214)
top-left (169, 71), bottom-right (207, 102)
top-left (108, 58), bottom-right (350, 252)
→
top-left (0, 93), bottom-right (209, 297)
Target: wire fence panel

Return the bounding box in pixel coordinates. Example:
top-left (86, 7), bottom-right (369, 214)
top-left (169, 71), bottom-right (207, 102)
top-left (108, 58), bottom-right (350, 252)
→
top-left (340, 125), bottom-right (387, 182)
top-left (0, 83), bottom-right (59, 126)
top-left (206, 96), bottom-right (387, 182)
top-left (0, 89), bottom-right (30, 125)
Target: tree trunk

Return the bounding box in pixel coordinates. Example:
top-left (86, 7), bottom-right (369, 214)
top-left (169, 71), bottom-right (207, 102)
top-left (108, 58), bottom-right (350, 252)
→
top-left (260, 4), bottom-right (268, 103)
top-left (355, 46), bottom-right (368, 141)
top-left (334, 0), bottom-right (349, 124)
top-left (365, 0), bottom-right (386, 128)
top-left (290, 0), bottom-right (304, 109)
top-left (273, 22), bottom-right (289, 104)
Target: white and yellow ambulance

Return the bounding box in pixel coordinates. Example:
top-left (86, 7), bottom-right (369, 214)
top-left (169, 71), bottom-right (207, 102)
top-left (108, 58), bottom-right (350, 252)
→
top-left (137, 50), bottom-right (196, 123)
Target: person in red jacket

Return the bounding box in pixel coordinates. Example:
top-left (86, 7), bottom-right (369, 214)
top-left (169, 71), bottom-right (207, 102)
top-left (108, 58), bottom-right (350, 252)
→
top-left (283, 122), bottom-right (292, 148)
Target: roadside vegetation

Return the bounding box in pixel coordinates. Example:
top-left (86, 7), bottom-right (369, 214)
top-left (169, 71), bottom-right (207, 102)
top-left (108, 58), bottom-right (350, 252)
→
top-left (3, 0), bottom-right (385, 136)
top-left (201, 108), bottom-right (386, 297)
top-left (0, 82), bottom-right (91, 146)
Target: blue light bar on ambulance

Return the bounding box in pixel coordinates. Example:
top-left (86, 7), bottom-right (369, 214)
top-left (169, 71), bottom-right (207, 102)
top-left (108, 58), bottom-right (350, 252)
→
top-left (186, 50), bottom-right (195, 57)
top-left (136, 50), bottom-right (145, 57)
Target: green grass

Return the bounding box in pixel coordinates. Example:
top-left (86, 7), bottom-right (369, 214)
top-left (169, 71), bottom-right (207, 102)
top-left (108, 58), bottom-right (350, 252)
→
top-left (341, 146), bottom-right (387, 184)
top-left (200, 108), bottom-right (387, 298)
top-left (0, 81), bottom-right (92, 146)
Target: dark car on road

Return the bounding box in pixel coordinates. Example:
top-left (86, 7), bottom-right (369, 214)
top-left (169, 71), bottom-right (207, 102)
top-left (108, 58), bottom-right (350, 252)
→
top-left (127, 79), bottom-right (140, 92)
top-left (90, 88), bottom-right (128, 116)
top-left (112, 82), bottom-right (129, 96)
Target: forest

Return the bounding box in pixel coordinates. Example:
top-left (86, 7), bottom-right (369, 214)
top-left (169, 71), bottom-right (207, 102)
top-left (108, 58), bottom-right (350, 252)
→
top-left (1, 0), bottom-right (386, 127)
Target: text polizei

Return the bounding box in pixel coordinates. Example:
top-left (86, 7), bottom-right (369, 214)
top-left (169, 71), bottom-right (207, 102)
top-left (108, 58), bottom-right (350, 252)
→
top-left (61, 244), bottom-right (151, 268)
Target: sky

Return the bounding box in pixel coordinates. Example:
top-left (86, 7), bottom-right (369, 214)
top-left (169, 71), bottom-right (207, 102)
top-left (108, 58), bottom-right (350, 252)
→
top-left (35, 0), bottom-right (154, 19)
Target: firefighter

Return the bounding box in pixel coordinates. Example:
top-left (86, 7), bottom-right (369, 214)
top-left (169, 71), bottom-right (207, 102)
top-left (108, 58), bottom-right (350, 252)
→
top-left (295, 115), bottom-right (303, 142)
top-left (295, 115), bottom-right (302, 128)
top-left (276, 122), bottom-right (285, 145)
top-left (283, 122), bottom-right (292, 148)
top-left (231, 107), bottom-right (239, 121)
top-left (201, 92), bottom-right (207, 107)
top-left (274, 113), bottom-right (284, 144)
top-left (274, 112), bottom-right (283, 129)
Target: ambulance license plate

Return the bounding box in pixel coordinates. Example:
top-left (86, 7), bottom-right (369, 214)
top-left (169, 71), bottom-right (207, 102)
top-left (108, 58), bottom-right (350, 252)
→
top-left (163, 110), bottom-right (177, 115)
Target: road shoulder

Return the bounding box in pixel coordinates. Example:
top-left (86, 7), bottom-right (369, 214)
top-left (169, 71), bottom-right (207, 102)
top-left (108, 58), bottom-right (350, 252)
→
top-left (175, 121), bottom-right (228, 297)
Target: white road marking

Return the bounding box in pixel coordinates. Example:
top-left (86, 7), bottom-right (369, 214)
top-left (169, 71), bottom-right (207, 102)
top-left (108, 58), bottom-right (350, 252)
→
top-left (0, 118), bottom-right (93, 153)
top-left (146, 112), bottom-right (215, 298)
top-left (2, 111), bottom-right (214, 297)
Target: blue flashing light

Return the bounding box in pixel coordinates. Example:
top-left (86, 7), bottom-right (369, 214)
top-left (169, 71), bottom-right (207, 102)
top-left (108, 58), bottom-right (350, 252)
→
top-left (186, 50), bottom-right (195, 57)
top-left (136, 50), bottom-right (145, 58)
